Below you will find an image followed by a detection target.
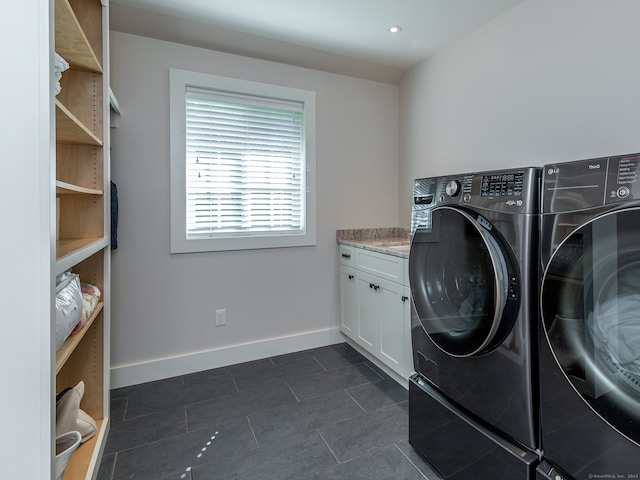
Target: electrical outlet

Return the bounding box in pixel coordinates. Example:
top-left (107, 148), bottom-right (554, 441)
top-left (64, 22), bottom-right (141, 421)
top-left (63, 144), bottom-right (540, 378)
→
top-left (215, 309), bottom-right (226, 326)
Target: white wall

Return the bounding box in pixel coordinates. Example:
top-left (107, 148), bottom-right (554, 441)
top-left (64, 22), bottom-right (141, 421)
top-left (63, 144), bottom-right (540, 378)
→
top-left (0, 1), bottom-right (53, 477)
top-left (109, 32), bottom-right (399, 386)
top-left (399, 0), bottom-right (640, 224)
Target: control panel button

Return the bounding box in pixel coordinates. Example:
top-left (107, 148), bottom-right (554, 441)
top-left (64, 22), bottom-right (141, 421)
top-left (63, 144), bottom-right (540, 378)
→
top-left (446, 180), bottom-right (461, 197)
top-left (617, 186), bottom-right (630, 198)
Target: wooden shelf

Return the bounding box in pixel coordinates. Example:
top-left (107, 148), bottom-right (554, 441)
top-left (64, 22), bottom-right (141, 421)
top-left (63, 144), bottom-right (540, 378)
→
top-left (56, 302), bottom-right (104, 374)
top-left (56, 99), bottom-right (102, 146)
top-left (56, 237), bottom-right (106, 267)
top-left (55, 0), bottom-right (102, 73)
top-left (56, 180), bottom-right (102, 196)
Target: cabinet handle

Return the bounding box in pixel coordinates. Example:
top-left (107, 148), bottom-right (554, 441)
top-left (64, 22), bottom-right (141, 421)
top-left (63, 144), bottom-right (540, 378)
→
top-left (348, 274), bottom-right (354, 280)
top-left (370, 284), bottom-right (380, 291)
top-left (401, 296), bottom-right (409, 302)
top-left (341, 253), bottom-right (351, 259)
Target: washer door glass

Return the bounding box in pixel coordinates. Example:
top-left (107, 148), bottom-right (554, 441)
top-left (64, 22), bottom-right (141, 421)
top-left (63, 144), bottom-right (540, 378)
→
top-left (409, 206), bottom-right (516, 357)
top-left (541, 207), bottom-right (640, 445)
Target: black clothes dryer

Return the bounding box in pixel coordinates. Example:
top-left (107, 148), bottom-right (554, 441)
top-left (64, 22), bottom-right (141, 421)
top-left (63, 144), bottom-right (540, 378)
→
top-left (539, 153), bottom-right (640, 479)
top-left (408, 167), bottom-right (541, 479)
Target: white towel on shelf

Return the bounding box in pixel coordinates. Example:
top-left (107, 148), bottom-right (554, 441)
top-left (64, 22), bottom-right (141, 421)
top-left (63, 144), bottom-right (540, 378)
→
top-left (54, 52), bottom-right (69, 95)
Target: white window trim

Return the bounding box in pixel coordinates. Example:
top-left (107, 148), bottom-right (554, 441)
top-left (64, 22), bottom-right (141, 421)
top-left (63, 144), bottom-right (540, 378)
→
top-left (169, 68), bottom-right (316, 253)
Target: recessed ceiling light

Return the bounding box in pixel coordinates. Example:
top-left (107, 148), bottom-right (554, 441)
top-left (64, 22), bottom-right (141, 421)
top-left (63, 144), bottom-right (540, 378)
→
top-left (388, 25), bottom-right (402, 34)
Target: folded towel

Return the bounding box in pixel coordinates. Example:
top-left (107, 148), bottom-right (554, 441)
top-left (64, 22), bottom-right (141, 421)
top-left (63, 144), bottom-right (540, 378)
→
top-left (54, 52), bottom-right (70, 95)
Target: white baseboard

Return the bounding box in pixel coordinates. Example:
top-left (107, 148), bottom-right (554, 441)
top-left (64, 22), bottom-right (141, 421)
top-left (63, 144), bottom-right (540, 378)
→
top-left (110, 327), bottom-right (346, 389)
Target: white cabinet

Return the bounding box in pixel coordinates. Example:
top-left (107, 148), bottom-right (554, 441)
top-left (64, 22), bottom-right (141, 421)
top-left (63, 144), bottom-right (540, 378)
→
top-left (356, 272), bottom-right (380, 355)
top-left (338, 245), bottom-right (411, 379)
top-left (339, 264), bottom-right (357, 336)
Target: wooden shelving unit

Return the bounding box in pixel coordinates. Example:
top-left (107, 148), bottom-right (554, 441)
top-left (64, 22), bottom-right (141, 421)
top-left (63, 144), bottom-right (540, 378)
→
top-left (53, 0), bottom-right (110, 478)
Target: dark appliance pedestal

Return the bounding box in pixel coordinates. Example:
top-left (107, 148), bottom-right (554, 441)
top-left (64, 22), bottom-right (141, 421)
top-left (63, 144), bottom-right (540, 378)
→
top-left (409, 375), bottom-right (538, 480)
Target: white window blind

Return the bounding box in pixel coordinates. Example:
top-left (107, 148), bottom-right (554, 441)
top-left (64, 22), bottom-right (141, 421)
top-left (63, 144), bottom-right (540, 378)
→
top-left (185, 87), bottom-right (306, 239)
top-left (170, 68), bottom-right (316, 253)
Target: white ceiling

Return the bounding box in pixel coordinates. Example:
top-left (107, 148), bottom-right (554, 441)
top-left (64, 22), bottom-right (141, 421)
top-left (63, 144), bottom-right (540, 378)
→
top-left (110, 0), bottom-right (523, 84)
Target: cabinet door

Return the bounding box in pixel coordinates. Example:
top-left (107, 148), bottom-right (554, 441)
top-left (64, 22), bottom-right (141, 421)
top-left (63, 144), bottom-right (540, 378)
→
top-left (403, 285), bottom-right (414, 379)
top-left (356, 272), bottom-right (380, 356)
top-left (378, 277), bottom-right (406, 376)
top-left (339, 265), bottom-right (357, 337)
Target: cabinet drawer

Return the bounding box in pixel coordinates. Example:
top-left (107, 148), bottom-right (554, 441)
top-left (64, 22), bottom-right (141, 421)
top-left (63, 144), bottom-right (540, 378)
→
top-left (339, 245), bottom-right (355, 266)
top-left (356, 248), bottom-right (406, 284)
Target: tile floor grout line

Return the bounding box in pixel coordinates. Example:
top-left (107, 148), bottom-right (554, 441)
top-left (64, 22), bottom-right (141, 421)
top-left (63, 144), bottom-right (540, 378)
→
top-left (316, 429), bottom-right (343, 466)
top-left (107, 452), bottom-right (117, 480)
top-left (246, 415), bottom-right (260, 448)
top-left (393, 443), bottom-right (433, 480)
top-left (344, 388), bottom-right (367, 413)
top-left (312, 355), bottom-right (328, 371)
top-left (230, 373), bottom-right (240, 393)
top-left (122, 396), bottom-right (129, 422)
top-left (362, 361), bottom-right (385, 380)
top-left (183, 405), bottom-right (190, 433)
top-left (285, 380), bottom-right (301, 402)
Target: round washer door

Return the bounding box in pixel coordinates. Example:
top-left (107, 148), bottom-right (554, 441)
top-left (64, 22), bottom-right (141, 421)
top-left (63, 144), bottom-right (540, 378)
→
top-left (541, 207), bottom-right (640, 445)
top-left (409, 206), bottom-right (519, 357)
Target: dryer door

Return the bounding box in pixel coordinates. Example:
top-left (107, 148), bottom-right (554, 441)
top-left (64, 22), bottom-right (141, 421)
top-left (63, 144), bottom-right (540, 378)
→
top-left (409, 206), bottom-right (519, 357)
top-left (541, 207), bottom-right (640, 445)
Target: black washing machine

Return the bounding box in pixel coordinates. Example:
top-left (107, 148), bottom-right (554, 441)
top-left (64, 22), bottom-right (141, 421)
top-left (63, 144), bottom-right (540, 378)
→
top-left (538, 153), bottom-right (640, 480)
top-left (408, 167), bottom-right (540, 479)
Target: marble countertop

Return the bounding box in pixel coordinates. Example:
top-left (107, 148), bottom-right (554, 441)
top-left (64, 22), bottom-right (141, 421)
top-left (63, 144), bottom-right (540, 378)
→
top-left (336, 228), bottom-right (410, 258)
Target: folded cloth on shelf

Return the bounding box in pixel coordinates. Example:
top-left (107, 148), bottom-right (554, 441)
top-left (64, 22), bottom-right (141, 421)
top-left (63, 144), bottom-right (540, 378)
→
top-left (54, 52), bottom-right (69, 95)
top-left (56, 381), bottom-right (97, 443)
top-left (71, 283), bottom-right (101, 335)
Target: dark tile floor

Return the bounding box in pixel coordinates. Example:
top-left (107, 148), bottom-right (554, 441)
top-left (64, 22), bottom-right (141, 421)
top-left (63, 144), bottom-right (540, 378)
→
top-left (96, 343), bottom-right (441, 480)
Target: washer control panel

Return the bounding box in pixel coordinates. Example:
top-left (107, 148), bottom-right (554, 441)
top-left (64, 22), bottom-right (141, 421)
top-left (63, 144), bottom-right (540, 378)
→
top-left (612, 154), bottom-right (639, 199)
top-left (543, 152), bottom-right (640, 213)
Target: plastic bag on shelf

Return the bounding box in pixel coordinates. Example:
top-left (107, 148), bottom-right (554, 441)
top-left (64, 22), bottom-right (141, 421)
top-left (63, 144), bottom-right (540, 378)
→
top-left (55, 270), bottom-right (82, 350)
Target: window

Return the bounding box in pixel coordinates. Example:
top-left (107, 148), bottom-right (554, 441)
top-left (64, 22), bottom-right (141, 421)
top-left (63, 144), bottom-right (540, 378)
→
top-left (170, 69), bottom-right (316, 253)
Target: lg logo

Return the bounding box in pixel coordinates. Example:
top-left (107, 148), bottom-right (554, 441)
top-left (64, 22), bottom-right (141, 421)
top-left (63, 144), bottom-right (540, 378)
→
top-left (547, 167), bottom-right (560, 175)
